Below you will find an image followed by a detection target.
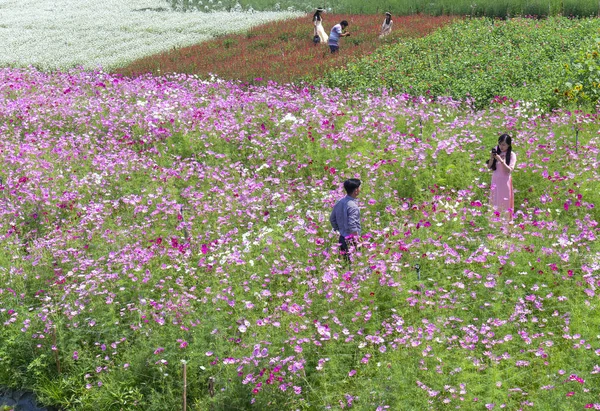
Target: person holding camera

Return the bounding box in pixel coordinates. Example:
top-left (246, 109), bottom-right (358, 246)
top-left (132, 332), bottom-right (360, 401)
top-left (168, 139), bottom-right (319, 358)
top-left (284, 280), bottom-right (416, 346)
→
top-left (328, 20), bottom-right (350, 54)
top-left (487, 134), bottom-right (517, 220)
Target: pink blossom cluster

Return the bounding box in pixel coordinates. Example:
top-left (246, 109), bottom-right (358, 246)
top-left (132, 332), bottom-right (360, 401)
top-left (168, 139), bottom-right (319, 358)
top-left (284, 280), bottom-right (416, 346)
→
top-left (0, 67), bottom-right (598, 408)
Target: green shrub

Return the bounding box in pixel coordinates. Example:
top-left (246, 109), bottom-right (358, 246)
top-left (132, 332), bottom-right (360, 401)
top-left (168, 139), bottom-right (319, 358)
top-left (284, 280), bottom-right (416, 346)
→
top-left (167, 0), bottom-right (600, 17)
top-left (561, 35), bottom-right (600, 107)
top-left (322, 17), bottom-right (600, 110)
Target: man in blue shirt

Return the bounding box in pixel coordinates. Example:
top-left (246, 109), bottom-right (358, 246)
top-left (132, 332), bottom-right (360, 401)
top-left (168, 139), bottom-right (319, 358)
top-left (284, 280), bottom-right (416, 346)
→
top-left (328, 20), bottom-right (350, 54)
top-left (330, 178), bottom-right (361, 261)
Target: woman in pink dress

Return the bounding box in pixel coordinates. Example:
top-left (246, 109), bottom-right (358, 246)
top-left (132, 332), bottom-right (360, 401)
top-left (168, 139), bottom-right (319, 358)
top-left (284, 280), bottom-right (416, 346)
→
top-left (488, 134), bottom-right (516, 220)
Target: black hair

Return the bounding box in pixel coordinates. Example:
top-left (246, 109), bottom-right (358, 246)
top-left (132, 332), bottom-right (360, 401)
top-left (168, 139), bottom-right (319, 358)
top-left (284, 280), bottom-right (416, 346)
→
top-left (490, 133), bottom-right (512, 171)
top-left (344, 178), bottom-right (361, 195)
top-left (385, 14), bottom-right (392, 24)
top-left (313, 9), bottom-right (322, 22)
top-left (340, 20), bottom-right (349, 28)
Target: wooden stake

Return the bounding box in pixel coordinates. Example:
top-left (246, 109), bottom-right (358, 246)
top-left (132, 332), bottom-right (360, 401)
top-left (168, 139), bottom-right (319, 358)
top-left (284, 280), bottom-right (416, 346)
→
top-left (183, 362), bottom-right (187, 411)
top-left (52, 327), bottom-right (61, 374)
top-left (208, 377), bottom-right (215, 397)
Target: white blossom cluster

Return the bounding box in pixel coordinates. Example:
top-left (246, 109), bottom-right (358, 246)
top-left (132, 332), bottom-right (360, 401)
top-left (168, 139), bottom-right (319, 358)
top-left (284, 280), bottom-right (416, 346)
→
top-left (0, 0), bottom-right (302, 70)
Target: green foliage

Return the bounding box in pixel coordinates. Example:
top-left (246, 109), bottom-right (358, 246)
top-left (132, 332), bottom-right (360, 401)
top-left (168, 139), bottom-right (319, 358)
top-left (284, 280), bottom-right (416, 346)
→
top-left (561, 36), bottom-right (600, 107)
top-left (323, 17), bottom-right (600, 110)
top-left (222, 38), bottom-right (238, 49)
top-left (167, 0), bottom-right (600, 17)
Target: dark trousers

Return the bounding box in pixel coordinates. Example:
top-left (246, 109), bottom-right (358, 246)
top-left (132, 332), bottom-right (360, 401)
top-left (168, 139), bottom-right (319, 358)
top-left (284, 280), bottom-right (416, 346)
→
top-left (339, 235), bottom-right (353, 263)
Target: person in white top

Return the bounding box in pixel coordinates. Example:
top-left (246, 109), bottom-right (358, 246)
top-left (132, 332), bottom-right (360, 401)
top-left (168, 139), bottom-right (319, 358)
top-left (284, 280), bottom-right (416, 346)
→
top-left (313, 8), bottom-right (328, 44)
top-left (379, 12), bottom-right (393, 38)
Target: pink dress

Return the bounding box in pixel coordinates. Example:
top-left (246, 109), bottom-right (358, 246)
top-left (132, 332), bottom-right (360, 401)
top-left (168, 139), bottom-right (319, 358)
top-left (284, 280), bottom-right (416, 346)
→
top-left (490, 151), bottom-right (517, 218)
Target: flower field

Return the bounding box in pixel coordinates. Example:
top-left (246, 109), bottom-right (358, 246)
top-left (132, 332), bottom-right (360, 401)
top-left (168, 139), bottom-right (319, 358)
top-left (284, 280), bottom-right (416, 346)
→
top-left (0, 0), bottom-right (300, 70)
top-left (115, 14), bottom-right (455, 84)
top-left (0, 66), bottom-right (599, 410)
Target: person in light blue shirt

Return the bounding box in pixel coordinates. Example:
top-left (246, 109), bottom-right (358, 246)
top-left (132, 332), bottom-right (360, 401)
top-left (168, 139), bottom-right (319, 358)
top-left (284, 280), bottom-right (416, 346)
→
top-left (328, 20), bottom-right (350, 53)
top-left (330, 178), bottom-right (361, 261)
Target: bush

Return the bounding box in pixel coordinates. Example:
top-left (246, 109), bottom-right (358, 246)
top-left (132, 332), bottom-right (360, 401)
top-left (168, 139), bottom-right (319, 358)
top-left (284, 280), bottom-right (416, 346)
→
top-left (561, 36), bottom-right (600, 107)
top-left (322, 17), bottom-right (600, 110)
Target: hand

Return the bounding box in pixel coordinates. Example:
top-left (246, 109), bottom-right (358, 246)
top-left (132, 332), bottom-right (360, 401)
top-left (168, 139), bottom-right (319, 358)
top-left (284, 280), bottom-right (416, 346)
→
top-left (494, 154), bottom-right (503, 162)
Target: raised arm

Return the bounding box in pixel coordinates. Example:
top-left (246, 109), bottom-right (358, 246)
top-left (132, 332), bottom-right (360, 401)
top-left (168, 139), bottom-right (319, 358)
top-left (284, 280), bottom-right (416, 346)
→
top-left (498, 152), bottom-right (517, 173)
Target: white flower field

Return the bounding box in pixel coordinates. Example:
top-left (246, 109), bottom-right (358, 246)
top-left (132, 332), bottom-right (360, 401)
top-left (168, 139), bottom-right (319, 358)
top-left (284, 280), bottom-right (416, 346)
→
top-left (0, 0), bottom-right (300, 70)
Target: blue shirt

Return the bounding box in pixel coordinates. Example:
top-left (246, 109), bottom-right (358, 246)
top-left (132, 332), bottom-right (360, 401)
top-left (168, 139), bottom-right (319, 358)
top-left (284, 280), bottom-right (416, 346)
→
top-left (328, 24), bottom-right (342, 46)
top-left (330, 195), bottom-right (361, 237)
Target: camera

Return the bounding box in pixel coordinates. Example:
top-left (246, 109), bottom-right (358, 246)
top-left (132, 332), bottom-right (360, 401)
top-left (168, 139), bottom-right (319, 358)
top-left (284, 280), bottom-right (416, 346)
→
top-left (491, 148), bottom-right (497, 155)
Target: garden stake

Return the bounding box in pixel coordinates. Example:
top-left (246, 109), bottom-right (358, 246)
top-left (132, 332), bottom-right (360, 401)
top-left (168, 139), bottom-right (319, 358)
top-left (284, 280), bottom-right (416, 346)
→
top-left (415, 264), bottom-right (421, 281)
top-left (180, 205), bottom-right (189, 242)
top-left (575, 128), bottom-right (579, 154)
top-left (418, 117), bottom-right (423, 138)
top-left (183, 361), bottom-right (187, 411)
top-left (52, 327), bottom-right (61, 374)
top-left (208, 377), bottom-right (215, 397)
